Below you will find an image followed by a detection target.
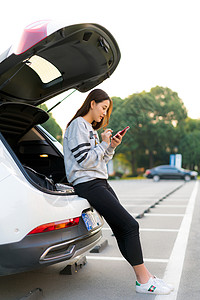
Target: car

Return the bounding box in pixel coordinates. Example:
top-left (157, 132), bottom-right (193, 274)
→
top-left (144, 165), bottom-right (198, 182)
top-left (0, 20), bottom-right (121, 275)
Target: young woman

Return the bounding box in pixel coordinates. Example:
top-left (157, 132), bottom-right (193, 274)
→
top-left (63, 89), bottom-right (173, 295)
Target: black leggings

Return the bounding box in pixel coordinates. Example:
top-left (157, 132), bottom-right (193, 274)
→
top-left (74, 179), bottom-right (144, 266)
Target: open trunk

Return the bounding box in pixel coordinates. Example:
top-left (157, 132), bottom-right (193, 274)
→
top-left (0, 102), bottom-right (72, 193)
top-left (0, 21), bottom-right (121, 193)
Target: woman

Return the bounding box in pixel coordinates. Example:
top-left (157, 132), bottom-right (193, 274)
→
top-left (63, 89), bottom-right (173, 295)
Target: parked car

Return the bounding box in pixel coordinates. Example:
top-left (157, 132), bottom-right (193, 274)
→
top-left (144, 165), bottom-right (198, 182)
top-left (0, 20), bottom-right (120, 275)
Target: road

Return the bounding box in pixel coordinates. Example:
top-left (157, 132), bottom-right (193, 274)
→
top-left (0, 179), bottom-right (199, 300)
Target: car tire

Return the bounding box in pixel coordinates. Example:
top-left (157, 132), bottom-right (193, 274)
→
top-left (153, 175), bottom-right (160, 182)
top-left (184, 175), bottom-right (191, 182)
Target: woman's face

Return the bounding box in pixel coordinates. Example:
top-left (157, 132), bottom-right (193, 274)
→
top-left (91, 100), bottom-right (110, 123)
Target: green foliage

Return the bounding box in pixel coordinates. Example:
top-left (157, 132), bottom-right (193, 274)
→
top-left (182, 118), bottom-right (200, 133)
top-left (176, 117), bottom-right (200, 170)
top-left (109, 86), bottom-right (189, 174)
top-left (150, 86), bottom-right (187, 122)
top-left (38, 104), bottom-right (63, 143)
top-left (178, 130), bottom-right (200, 170)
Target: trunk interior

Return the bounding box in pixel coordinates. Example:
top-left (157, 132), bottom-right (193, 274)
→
top-left (0, 103), bottom-right (73, 194)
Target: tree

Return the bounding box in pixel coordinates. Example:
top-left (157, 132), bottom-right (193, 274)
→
top-left (38, 104), bottom-right (63, 143)
top-left (177, 118), bottom-right (200, 170)
top-left (181, 117), bottom-right (200, 133)
top-left (179, 130), bottom-right (200, 170)
top-left (150, 86), bottom-right (187, 123)
top-left (109, 92), bottom-right (156, 174)
top-left (137, 87), bottom-right (187, 168)
top-left (109, 86), bottom-right (188, 174)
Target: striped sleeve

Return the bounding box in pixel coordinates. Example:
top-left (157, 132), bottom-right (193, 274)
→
top-left (71, 142), bottom-right (91, 164)
top-left (67, 119), bottom-right (109, 169)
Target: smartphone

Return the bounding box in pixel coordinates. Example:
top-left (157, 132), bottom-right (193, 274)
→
top-left (114, 126), bottom-right (130, 138)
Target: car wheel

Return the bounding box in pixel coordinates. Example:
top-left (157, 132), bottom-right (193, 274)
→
top-left (153, 175), bottom-right (160, 182)
top-left (184, 175), bottom-right (191, 182)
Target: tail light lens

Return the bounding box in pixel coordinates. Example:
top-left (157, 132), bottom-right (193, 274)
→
top-left (15, 20), bottom-right (63, 55)
top-left (28, 217), bottom-right (80, 235)
top-left (16, 20), bottom-right (49, 54)
top-left (145, 170), bottom-right (151, 175)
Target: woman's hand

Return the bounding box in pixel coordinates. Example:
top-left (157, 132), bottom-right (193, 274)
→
top-left (101, 129), bottom-right (113, 145)
top-left (110, 131), bottom-right (126, 148)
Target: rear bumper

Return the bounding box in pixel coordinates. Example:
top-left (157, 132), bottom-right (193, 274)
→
top-left (0, 217), bottom-right (103, 276)
top-left (145, 174), bottom-right (153, 178)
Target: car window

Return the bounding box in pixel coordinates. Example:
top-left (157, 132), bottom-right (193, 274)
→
top-left (157, 166), bottom-right (178, 172)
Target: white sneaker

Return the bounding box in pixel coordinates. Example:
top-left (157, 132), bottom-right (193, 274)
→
top-left (136, 276), bottom-right (171, 295)
top-left (154, 276), bottom-right (174, 291)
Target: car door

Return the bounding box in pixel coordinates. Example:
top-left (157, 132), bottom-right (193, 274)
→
top-left (157, 166), bottom-right (176, 179)
top-left (164, 167), bottom-right (180, 179)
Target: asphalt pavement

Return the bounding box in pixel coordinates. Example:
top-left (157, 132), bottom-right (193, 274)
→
top-left (0, 179), bottom-right (199, 300)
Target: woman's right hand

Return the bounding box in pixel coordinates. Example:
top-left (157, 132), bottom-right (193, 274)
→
top-left (101, 129), bottom-right (113, 145)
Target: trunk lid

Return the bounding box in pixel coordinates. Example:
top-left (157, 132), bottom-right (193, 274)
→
top-left (0, 21), bottom-right (120, 106)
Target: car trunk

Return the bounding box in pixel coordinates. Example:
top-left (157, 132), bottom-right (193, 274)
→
top-left (0, 102), bottom-right (70, 193)
top-left (0, 21), bottom-right (120, 192)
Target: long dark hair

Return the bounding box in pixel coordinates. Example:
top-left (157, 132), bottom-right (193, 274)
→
top-left (67, 89), bottom-right (112, 130)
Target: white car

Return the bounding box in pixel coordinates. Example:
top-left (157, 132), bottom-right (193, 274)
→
top-left (0, 20), bottom-right (120, 275)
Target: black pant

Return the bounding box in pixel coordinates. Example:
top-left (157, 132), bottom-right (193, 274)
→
top-left (74, 179), bottom-right (144, 266)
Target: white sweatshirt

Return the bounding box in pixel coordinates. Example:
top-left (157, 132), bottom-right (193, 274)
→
top-left (63, 117), bottom-right (115, 185)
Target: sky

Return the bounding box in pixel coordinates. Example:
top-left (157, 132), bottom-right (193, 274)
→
top-left (1, 0), bottom-right (200, 131)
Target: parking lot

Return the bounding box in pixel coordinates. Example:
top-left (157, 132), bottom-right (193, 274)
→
top-left (0, 179), bottom-right (199, 300)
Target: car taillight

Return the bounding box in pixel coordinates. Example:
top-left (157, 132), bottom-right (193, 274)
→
top-left (16, 20), bottom-right (49, 54)
top-left (28, 217), bottom-right (80, 235)
top-left (15, 20), bottom-right (63, 54)
top-left (145, 170), bottom-right (151, 175)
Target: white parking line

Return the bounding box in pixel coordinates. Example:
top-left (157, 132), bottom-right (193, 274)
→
top-left (155, 180), bottom-right (199, 300)
top-left (87, 256), bottom-right (169, 263)
top-left (152, 205), bottom-right (187, 208)
top-left (162, 199), bottom-right (188, 202)
top-left (140, 228), bottom-right (179, 232)
top-left (102, 228), bottom-right (179, 232)
top-left (124, 204), bottom-right (186, 208)
top-left (145, 213), bottom-right (184, 216)
top-left (124, 204), bottom-right (157, 207)
top-left (131, 213), bottom-right (184, 217)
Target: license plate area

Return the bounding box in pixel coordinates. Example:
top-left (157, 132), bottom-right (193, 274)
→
top-left (82, 210), bottom-right (102, 231)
